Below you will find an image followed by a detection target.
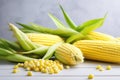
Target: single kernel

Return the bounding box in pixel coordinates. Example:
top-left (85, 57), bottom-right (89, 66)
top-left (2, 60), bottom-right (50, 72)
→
top-left (65, 65), bottom-right (70, 69)
top-left (106, 65), bottom-right (112, 70)
top-left (88, 74), bottom-right (94, 79)
top-left (99, 67), bottom-right (104, 71)
top-left (34, 67), bottom-right (39, 72)
top-left (12, 69), bottom-right (19, 73)
top-left (96, 65), bottom-right (102, 70)
top-left (26, 67), bottom-right (31, 71)
top-left (27, 71), bottom-right (32, 76)
top-left (13, 65), bottom-right (19, 69)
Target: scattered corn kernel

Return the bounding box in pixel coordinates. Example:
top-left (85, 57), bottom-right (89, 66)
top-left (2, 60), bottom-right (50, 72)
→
top-left (13, 65), bottom-right (19, 69)
top-left (99, 67), bottom-right (104, 71)
top-left (18, 59), bottom-right (64, 74)
top-left (26, 67), bottom-right (31, 71)
top-left (12, 69), bottom-right (19, 73)
top-left (96, 65), bottom-right (102, 70)
top-left (27, 71), bottom-right (32, 76)
top-left (34, 67), bottom-right (39, 72)
top-left (65, 65), bottom-right (70, 69)
top-left (88, 74), bottom-right (94, 79)
top-left (106, 65), bottom-right (112, 70)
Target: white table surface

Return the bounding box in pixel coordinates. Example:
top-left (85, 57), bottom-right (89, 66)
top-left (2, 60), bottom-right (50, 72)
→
top-left (0, 60), bottom-right (120, 80)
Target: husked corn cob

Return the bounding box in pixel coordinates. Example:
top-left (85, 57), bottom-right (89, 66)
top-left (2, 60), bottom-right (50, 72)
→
top-left (84, 31), bottom-right (116, 41)
top-left (116, 37), bottom-right (120, 40)
top-left (26, 33), bottom-right (64, 46)
top-left (73, 40), bottom-right (120, 63)
top-left (55, 43), bottom-right (84, 65)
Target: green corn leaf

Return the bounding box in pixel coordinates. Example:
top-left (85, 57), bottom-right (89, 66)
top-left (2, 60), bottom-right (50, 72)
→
top-left (16, 22), bottom-right (33, 30)
top-left (0, 48), bottom-right (13, 56)
top-left (20, 46), bottom-right (49, 57)
top-left (48, 13), bottom-right (66, 30)
top-left (5, 53), bottom-right (34, 62)
top-left (76, 14), bottom-right (107, 32)
top-left (59, 5), bottom-right (77, 29)
top-left (42, 42), bottom-right (62, 60)
top-left (9, 23), bottom-right (37, 51)
top-left (0, 38), bottom-right (21, 51)
top-left (76, 18), bottom-right (103, 32)
top-left (20, 28), bottom-right (39, 33)
top-left (66, 16), bottom-right (105, 43)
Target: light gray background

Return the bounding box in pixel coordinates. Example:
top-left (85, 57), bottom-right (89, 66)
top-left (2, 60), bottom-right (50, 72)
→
top-left (0, 0), bottom-right (120, 40)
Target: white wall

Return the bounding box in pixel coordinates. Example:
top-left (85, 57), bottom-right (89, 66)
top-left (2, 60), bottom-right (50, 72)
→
top-left (0, 0), bottom-right (120, 40)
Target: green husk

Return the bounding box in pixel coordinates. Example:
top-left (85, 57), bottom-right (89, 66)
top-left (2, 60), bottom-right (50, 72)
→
top-left (0, 48), bottom-right (34, 62)
top-left (9, 23), bottom-right (37, 51)
top-left (66, 17), bottom-right (105, 43)
top-left (42, 42), bottom-right (62, 60)
top-left (18, 23), bottom-right (78, 38)
top-left (20, 46), bottom-right (49, 57)
top-left (0, 38), bottom-right (21, 51)
top-left (59, 5), bottom-right (77, 30)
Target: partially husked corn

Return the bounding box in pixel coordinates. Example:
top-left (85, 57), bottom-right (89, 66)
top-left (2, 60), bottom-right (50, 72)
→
top-left (17, 59), bottom-right (63, 74)
top-left (85, 31), bottom-right (116, 41)
top-left (26, 33), bottom-right (64, 46)
top-left (73, 40), bottom-right (120, 63)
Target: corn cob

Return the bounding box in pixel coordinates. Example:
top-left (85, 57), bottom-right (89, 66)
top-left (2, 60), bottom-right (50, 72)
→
top-left (116, 37), bottom-right (120, 40)
top-left (73, 40), bottom-right (120, 63)
top-left (55, 43), bottom-right (84, 65)
top-left (84, 31), bottom-right (116, 41)
top-left (26, 33), bottom-right (64, 46)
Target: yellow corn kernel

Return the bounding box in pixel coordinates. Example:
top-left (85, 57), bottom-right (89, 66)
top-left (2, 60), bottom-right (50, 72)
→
top-left (34, 67), bottom-right (39, 72)
top-left (88, 74), bottom-right (94, 79)
top-left (96, 65), bottom-right (102, 70)
top-left (27, 71), bottom-right (33, 76)
top-left (106, 65), bottom-right (112, 70)
top-left (65, 65), bottom-right (70, 69)
top-left (12, 69), bottom-right (19, 73)
top-left (48, 68), bottom-right (54, 74)
top-left (99, 67), bottom-right (104, 71)
top-left (57, 64), bottom-right (64, 70)
top-left (26, 67), bottom-right (31, 71)
top-left (53, 68), bottom-right (59, 73)
top-left (41, 68), bottom-right (47, 73)
top-left (13, 65), bottom-right (19, 69)
top-left (19, 63), bottom-right (24, 67)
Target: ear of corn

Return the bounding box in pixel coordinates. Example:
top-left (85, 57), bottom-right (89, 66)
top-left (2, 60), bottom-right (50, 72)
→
top-left (73, 40), bottom-right (120, 63)
top-left (84, 31), bottom-right (116, 41)
top-left (55, 43), bottom-right (84, 65)
top-left (26, 33), bottom-right (64, 46)
top-left (9, 23), bottom-right (37, 51)
top-left (116, 37), bottom-right (120, 40)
